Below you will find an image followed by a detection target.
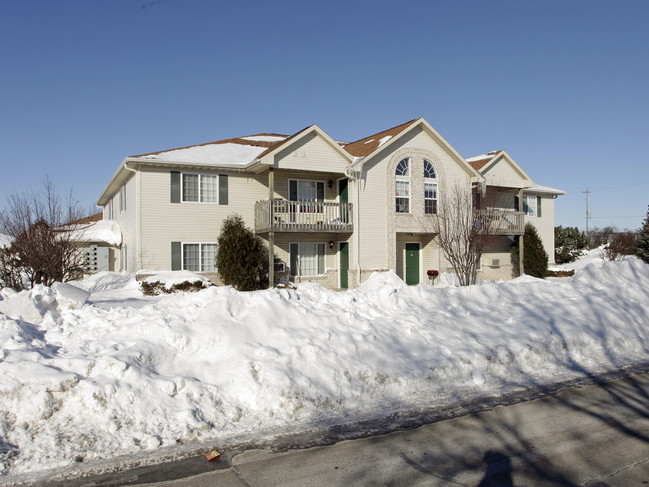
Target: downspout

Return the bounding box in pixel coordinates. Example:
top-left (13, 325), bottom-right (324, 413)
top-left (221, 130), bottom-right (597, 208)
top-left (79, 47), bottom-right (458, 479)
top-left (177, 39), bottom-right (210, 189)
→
top-left (268, 167), bottom-right (275, 288)
top-left (346, 164), bottom-right (362, 287)
top-left (518, 188), bottom-right (524, 276)
top-left (123, 161), bottom-right (138, 272)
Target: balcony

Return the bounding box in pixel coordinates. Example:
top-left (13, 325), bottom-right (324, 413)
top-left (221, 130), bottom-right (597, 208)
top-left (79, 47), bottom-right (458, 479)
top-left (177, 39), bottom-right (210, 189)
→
top-left (255, 199), bottom-right (353, 233)
top-left (475, 208), bottom-right (524, 235)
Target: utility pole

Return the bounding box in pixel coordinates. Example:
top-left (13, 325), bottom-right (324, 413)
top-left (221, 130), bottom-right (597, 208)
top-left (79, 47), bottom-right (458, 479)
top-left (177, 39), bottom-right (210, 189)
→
top-left (582, 188), bottom-right (591, 235)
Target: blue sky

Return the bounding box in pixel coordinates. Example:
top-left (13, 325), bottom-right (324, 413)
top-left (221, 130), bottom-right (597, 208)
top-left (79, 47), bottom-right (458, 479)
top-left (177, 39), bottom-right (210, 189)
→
top-left (1, 0), bottom-right (647, 231)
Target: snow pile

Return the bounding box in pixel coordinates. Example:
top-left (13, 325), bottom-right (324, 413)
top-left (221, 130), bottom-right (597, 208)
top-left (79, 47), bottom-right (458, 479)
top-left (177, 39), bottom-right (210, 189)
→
top-left (1, 261), bottom-right (649, 477)
top-left (140, 270), bottom-right (211, 287)
top-left (549, 245), bottom-right (608, 272)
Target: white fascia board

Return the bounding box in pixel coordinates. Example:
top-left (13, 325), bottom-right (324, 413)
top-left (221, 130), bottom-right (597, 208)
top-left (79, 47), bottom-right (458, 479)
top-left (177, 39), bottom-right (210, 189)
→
top-left (482, 150), bottom-right (535, 185)
top-left (96, 158), bottom-right (131, 207)
top-left (348, 118), bottom-right (483, 183)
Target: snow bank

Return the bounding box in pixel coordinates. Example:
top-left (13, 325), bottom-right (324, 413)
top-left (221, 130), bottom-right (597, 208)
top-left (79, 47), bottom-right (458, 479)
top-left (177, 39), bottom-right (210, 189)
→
top-left (1, 259), bottom-right (649, 477)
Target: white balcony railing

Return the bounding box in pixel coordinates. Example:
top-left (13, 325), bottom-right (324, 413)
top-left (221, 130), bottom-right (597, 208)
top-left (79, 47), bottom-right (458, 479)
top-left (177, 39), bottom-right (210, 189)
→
top-left (475, 208), bottom-right (525, 235)
top-left (255, 199), bottom-right (353, 233)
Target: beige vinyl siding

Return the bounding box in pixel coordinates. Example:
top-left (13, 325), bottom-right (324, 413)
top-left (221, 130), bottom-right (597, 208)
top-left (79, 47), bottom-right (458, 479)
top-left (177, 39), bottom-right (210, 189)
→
top-left (479, 237), bottom-right (516, 280)
top-left (481, 157), bottom-right (530, 188)
top-left (114, 174), bottom-right (137, 271)
top-left (100, 176), bottom-right (135, 271)
top-left (269, 232), bottom-right (342, 288)
top-left (138, 168), bottom-right (268, 270)
top-left (356, 125), bottom-right (473, 273)
top-left (524, 194), bottom-right (557, 264)
top-left (395, 234), bottom-right (439, 284)
top-left (273, 132), bottom-right (349, 174)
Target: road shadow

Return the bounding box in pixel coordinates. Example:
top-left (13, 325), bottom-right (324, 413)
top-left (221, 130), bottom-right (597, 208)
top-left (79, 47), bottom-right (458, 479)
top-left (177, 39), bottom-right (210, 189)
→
top-left (476, 451), bottom-right (513, 487)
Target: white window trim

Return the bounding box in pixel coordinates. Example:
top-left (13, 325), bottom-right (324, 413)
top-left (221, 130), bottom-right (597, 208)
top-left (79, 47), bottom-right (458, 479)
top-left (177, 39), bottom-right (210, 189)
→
top-left (107, 200), bottom-right (114, 220)
top-left (120, 185), bottom-right (127, 213)
top-left (181, 242), bottom-right (218, 272)
top-left (424, 160), bottom-right (438, 215)
top-left (523, 195), bottom-right (538, 217)
top-left (288, 179), bottom-right (325, 201)
top-left (181, 172), bottom-right (220, 204)
top-left (290, 242), bottom-right (327, 277)
top-left (395, 157), bottom-right (411, 214)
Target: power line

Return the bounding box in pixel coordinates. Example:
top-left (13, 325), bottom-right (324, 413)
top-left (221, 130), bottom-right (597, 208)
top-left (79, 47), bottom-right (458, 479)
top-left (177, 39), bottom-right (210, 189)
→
top-left (564, 181), bottom-right (649, 194)
top-left (590, 216), bottom-right (644, 219)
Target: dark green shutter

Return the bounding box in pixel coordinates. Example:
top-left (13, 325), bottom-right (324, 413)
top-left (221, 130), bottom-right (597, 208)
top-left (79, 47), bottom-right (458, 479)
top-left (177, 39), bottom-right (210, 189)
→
top-left (537, 196), bottom-right (542, 217)
top-left (289, 180), bottom-right (297, 201)
top-left (514, 195), bottom-right (519, 211)
top-left (289, 243), bottom-right (299, 276)
top-left (171, 242), bottom-right (182, 270)
top-left (219, 174), bottom-right (228, 205)
top-left (170, 172), bottom-right (181, 203)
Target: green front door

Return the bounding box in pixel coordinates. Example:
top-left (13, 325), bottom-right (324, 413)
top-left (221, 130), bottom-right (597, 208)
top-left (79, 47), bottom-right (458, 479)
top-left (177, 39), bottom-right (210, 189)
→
top-left (339, 242), bottom-right (349, 289)
top-left (405, 243), bottom-right (420, 285)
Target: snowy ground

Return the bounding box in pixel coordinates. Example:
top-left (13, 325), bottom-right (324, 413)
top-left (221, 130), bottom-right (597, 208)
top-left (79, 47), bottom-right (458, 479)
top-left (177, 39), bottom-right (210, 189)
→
top-left (1, 249), bottom-right (648, 482)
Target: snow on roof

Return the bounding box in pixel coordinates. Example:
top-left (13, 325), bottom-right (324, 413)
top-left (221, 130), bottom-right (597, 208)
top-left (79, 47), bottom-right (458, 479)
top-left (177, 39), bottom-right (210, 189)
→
top-left (131, 134), bottom-right (289, 167)
top-left (69, 220), bottom-right (122, 246)
top-left (240, 135), bottom-right (287, 142)
top-left (133, 142), bottom-right (268, 166)
top-left (525, 185), bottom-right (566, 195)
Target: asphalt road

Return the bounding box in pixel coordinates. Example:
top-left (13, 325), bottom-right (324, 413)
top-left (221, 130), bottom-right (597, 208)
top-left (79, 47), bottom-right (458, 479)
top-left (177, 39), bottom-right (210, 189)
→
top-left (20, 372), bottom-right (649, 486)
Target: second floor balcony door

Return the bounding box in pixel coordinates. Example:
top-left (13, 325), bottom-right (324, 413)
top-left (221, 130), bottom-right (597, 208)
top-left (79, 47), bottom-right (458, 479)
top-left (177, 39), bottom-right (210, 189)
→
top-left (289, 180), bottom-right (325, 217)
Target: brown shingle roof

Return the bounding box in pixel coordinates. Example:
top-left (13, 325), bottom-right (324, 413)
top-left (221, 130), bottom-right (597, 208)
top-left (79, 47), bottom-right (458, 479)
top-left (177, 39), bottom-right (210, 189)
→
top-left (466, 150), bottom-right (504, 171)
top-left (67, 213), bottom-right (103, 226)
top-left (342, 119), bottom-right (420, 158)
top-left (254, 125), bottom-right (315, 160)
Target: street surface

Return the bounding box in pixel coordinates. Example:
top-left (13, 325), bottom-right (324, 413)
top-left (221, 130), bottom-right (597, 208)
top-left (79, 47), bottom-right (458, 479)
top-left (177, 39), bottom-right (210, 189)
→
top-left (20, 372), bottom-right (649, 486)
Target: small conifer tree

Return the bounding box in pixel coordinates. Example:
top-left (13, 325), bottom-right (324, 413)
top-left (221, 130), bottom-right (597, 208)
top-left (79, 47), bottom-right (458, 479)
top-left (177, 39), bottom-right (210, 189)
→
top-left (216, 214), bottom-right (268, 291)
top-left (554, 225), bottom-right (589, 264)
top-left (511, 223), bottom-right (549, 278)
top-left (637, 205), bottom-right (649, 264)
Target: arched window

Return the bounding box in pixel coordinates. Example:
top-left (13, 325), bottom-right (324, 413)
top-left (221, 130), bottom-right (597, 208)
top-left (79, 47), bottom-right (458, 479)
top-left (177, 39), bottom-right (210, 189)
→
top-left (395, 158), bottom-right (410, 213)
top-left (424, 160), bottom-right (437, 215)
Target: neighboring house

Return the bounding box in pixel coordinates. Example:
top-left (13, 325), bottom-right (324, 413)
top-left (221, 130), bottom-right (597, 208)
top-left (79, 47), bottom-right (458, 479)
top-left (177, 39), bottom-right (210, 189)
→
top-left (65, 213), bottom-right (122, 274)
top-left (96, 118), bottom-right (564, 288)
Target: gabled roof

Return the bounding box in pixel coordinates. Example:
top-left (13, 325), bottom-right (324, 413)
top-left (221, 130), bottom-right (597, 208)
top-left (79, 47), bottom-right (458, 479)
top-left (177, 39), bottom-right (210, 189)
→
top-left (342, 119), bottom-right (419, 158)
top-left (466, 149), bottom-right (534, 187)
top-left (255, 124), bottom-right (356, 166)
top-left (345, 118), bottom-right (482, 180)
top-left (466, 150), bottom-right (505, 171)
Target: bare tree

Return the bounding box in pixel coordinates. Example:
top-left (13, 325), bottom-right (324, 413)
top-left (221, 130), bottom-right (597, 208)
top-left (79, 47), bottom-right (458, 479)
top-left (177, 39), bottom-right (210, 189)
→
top-left (602, 231), bottom-right (638, 261)
top-left (435, 183), bottom-right (498, 286)
top-left (0, 177), bottom-right (85, 290)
